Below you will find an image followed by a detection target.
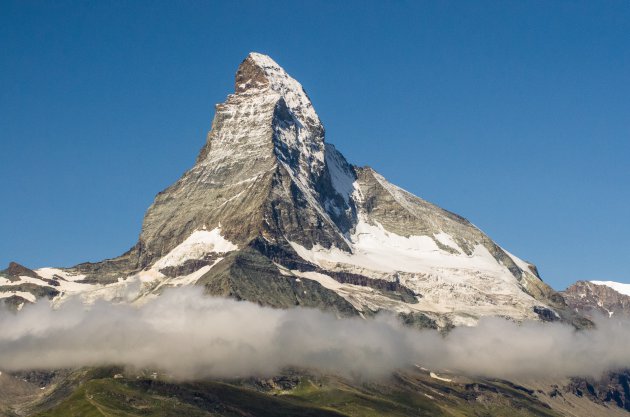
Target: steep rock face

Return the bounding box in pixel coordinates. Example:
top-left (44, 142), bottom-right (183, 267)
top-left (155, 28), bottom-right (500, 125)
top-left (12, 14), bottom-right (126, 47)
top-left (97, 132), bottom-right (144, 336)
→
top-left (2, 53), bottom-right (573, 326)
top-left (562, 281), bottom-right (630, 319)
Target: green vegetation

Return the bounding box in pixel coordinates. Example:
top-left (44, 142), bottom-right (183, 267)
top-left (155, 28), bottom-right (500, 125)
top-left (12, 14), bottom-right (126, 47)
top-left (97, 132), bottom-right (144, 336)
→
top-left (35, 377), bottom-right (344, 417)
top-left (33, 369), bottom-right (563, 417)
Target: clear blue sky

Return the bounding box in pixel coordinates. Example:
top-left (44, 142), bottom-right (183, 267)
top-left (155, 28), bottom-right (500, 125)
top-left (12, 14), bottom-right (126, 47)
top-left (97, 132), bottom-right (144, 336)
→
top-left (1, 1), bottom-right (628, 290)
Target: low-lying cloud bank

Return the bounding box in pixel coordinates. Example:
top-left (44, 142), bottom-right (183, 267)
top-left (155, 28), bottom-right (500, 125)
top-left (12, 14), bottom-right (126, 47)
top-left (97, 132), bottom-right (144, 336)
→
top-left (1, 287), bottom-right (629, 380)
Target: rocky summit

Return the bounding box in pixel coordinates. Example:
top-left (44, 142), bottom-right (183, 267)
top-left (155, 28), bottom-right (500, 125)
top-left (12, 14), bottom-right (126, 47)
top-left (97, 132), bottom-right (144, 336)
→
top-left (1, 53), bottom-right (576, 328)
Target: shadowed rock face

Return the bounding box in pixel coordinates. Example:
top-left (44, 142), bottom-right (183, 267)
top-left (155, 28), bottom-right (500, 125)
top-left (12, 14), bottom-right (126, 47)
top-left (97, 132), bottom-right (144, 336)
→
top-left (567, 370), bottom-right (630, 412)
top-left (2, 53), bottom-right (576, 325)
top-left (562, 281), bottom-right (630, 319)
top-left (196, 247), bottom-right (357, 317)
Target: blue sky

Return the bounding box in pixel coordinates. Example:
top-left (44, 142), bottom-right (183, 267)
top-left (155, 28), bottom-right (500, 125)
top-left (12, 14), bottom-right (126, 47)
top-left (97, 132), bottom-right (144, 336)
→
top-left (1, 1), bottom-right (628, 290)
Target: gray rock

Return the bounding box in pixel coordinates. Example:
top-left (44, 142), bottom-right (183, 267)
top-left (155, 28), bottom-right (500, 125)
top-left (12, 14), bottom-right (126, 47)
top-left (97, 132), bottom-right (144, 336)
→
top-left (562, 281), bottom-right (630, 319)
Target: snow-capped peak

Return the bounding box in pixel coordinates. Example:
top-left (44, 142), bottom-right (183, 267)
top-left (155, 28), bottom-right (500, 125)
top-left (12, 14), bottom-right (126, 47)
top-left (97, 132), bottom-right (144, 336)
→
top-left (590, 281), bottom-right (630, 297)
top-left (2, 53), bottom-right (570, 328)
top-left (236, 52), bottom-right (320, 127)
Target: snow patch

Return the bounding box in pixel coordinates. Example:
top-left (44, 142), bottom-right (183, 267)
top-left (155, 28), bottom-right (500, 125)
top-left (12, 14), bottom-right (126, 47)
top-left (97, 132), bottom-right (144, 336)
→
top-left (0, 291), bottom-right (36, 303)
top-left (290, 219), bottom-right (511, 276)
top-left (7, 233), bottom-right (233, 307)
top-left (503, 250), bottom-right (536, 276)
top-left (430, 372), bottom-right (452, 382)
top-left (154, 228), bottom-right (238, 269)
top-left (433, 232), bottom-right (462, 253)
top-left (591, 281), bottom-right (630, 297)
top-left (36, 268), bottom-right (86, 282)
top-left (161, 263), bottom-right (217, 288)
top-left (292, 270), bottom-right (344, 291)
top-left (288, 212), bottom-right (545, 322)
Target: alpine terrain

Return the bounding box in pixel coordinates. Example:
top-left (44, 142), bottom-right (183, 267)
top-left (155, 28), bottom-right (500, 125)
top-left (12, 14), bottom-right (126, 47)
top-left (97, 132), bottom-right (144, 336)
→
top-left (1, 53), bottom-right (572, 328)
top-left (1, 53), bottom-right (629, 417)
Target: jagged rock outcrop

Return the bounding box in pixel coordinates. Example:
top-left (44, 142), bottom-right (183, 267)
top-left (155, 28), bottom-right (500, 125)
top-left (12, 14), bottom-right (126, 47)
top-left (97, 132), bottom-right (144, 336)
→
top-left (567, 370), bottom-right (630, 412)
top-left (2, 262), bottom-right (41, 282)
top-left (0, 262), bottom-right (59, 310)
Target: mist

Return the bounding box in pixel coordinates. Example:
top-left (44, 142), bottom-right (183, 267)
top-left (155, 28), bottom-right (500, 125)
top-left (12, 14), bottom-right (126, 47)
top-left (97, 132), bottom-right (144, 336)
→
top-left (1, 287), bottom-right (629, 380)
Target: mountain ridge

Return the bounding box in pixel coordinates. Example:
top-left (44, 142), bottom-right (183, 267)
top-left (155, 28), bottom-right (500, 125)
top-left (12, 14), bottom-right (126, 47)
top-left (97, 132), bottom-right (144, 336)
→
top-left (563, 280), bottom-right (630, 319)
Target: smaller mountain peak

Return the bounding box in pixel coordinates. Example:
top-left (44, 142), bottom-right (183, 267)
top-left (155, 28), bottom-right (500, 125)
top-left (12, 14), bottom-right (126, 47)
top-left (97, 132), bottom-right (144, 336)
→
top-left (2, 261), bottom-right (41, 281)
top-left (591, 280), bottom-right (630, 296)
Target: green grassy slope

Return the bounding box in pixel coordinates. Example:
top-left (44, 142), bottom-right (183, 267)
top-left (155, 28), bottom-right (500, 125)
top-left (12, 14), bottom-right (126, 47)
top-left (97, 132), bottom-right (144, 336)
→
top-left (32, 369), bottom-right (563, 417)
top-left (35, 378), bottom-right (345, 417)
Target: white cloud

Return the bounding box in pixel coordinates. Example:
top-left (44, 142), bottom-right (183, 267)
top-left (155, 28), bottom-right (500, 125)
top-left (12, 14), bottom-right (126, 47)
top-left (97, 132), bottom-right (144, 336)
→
top-left (0, 288), bottom-right (628, 380)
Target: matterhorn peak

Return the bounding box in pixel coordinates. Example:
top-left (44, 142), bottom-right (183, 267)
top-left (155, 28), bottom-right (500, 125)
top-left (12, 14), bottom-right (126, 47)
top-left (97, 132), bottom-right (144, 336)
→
top-left (128, 53), bottom-right (563, 329)
top-left (4, 53), bottom-right (573, 332)
top-left (234, 52), bottom-right (281, 93)
top-left (234, 52), bottom-right (320, 127)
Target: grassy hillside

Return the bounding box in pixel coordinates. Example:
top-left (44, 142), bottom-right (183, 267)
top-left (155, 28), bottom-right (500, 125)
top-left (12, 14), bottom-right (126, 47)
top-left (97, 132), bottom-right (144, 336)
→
top-left (31, 368), bottom-right (563, 417)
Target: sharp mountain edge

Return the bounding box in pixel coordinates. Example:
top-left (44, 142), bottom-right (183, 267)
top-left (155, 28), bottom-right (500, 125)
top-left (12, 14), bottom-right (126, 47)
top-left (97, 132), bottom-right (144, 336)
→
top-left (0, 52), bottom-right (614, 329)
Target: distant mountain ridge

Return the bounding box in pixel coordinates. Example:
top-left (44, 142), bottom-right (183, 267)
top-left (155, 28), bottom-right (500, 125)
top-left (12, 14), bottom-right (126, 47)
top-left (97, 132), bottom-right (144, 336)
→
top-left (563, 280), bottom-right (630, 319)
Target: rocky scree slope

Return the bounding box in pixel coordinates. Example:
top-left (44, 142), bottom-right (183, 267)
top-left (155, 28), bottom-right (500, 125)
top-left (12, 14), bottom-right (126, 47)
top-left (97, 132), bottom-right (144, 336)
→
top-left (1, 53), bottom-right (574, 328)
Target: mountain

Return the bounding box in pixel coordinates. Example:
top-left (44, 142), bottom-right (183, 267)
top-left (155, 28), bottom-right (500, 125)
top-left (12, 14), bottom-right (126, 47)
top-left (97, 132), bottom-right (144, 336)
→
top-left (563, 280), bottom-right (630, 319)
top-left (1, 52), bottom-right (577, 328)
top-left (1, 53), bottom-right (628, 417)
